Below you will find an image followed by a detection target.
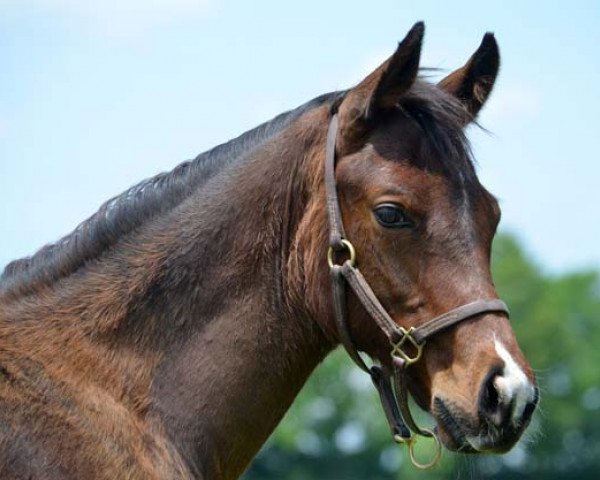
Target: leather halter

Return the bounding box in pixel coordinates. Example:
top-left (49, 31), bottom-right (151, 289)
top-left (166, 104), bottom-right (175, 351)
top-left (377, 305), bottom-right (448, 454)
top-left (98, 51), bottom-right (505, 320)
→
top-left (324, 113), bottom-right (510, 469)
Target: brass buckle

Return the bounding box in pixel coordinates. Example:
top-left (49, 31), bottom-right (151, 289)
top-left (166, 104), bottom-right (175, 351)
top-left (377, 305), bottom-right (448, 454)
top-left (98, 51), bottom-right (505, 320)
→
top-left (390, 327), bottom-right (424, 366)
top-left (327, 239), bottom-right (357, 269)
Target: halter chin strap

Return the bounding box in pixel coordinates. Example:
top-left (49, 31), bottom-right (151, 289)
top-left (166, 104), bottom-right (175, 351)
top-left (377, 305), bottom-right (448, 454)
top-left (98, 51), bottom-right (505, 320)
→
top-left (324, 113), bottom-right (510, 469)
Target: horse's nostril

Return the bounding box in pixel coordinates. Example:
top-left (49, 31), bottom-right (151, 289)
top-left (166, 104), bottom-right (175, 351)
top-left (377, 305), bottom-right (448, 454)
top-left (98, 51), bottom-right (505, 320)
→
top-left (479, 366), bottom-right (503, 416)
top-left (478, 366), bottom-right (537, 430)
top-left (522, 400), bottom-right (536, 423)
top-left (478, 366), bottom-right (516, 428)
top-left (521, 386), bottom-right (539, 424)
top-left (484, 375), bottom-right (499, 412)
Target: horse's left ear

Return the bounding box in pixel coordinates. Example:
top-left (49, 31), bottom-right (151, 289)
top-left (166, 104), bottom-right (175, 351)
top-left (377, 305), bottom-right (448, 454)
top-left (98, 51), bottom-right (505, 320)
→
top-left (336, 22), bottom-right (424, 154)
top-left (438, 32), bottom-right (500, 122)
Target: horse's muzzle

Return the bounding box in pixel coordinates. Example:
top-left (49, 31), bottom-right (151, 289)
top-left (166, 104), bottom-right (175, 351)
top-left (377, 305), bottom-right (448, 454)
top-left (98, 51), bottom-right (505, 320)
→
top-left (432, 367), bottom-right (539, 453)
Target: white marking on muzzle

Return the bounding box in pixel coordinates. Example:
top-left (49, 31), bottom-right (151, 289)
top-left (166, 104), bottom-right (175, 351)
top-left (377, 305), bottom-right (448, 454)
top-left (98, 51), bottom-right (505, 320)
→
top-left (494, 340), bottom-right (536, 425)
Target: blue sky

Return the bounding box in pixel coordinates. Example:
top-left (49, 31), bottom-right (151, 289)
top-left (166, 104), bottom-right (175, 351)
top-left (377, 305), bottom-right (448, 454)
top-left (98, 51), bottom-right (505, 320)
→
top-left (0, 0), bottom-right (599, 274)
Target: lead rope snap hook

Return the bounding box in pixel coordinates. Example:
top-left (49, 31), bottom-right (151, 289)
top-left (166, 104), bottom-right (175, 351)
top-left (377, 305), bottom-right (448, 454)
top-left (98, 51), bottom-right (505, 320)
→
top-left (407, 428), bottom-right (442, 470)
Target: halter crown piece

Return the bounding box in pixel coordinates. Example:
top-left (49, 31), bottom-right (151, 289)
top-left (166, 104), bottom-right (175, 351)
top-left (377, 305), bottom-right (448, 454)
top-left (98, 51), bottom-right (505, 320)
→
top-left (324, 113), bottom-right (510, 469)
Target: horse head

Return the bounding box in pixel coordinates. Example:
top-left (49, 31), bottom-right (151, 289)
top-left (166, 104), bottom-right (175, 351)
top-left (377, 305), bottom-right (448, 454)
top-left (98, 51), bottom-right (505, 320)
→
top-left (304, 23), bottom-right (538, 455)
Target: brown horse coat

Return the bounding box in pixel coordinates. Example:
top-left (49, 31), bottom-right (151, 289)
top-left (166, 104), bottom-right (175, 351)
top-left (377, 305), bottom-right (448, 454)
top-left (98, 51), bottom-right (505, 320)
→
top-left (0, 23), bottom-right (536, 479)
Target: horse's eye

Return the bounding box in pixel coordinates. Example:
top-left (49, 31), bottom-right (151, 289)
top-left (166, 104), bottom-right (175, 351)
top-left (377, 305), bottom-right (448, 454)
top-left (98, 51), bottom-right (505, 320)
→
top-left (373, 204), bottom-right (412, 228)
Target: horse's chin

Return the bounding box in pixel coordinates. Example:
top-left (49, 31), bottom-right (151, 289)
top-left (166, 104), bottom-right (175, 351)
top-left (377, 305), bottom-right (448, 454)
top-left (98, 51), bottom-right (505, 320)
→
top-left (438, 430), bottom-right (518, 455)
top-left (431, 397), bottom-right (523, 454)
top-left (433, 424), bottom-right (479, 454)
top-left (430, 416), bottom-right (479, 454)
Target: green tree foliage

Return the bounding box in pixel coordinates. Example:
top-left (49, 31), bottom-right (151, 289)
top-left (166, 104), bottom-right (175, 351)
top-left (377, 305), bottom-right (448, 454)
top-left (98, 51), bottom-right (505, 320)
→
top-left (244, 234), bottom-right (600, 479)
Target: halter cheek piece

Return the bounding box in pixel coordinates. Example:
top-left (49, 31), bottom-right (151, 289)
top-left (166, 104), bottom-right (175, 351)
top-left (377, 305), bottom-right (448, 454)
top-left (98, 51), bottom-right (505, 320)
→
top-left (324, 113), bottom-right (509, 469)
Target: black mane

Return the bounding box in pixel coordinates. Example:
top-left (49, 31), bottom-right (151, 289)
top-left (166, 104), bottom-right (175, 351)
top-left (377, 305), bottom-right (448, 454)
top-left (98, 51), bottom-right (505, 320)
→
top-left (0, 92), bottom-right (340, 297)
top-left (1, 78), bottom-right (475, 299)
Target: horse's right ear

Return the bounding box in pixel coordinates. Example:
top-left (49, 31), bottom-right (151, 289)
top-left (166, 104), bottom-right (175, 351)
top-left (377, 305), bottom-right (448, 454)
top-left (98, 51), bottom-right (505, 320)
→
top-left (336, 22), bottom-right (424, 153)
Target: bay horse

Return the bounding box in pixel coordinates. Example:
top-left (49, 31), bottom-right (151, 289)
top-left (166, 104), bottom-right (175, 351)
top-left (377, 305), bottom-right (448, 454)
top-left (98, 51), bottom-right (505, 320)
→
top-left (0, 23), bottom-right (537, 479)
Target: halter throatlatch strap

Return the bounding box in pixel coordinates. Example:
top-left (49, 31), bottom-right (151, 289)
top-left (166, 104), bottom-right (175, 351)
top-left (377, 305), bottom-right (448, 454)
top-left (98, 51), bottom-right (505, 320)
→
top-left (323, 113), bottom-right (510, 469)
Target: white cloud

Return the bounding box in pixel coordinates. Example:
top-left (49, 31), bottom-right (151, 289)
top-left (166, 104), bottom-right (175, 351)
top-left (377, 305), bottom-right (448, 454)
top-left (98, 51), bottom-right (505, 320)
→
top-left (1, 0), bottom-right (212, 37)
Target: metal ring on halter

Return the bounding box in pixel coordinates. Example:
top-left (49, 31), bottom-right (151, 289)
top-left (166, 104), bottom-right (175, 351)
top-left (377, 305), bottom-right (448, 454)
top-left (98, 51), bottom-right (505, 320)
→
top-left (406, 429), bottom-right (442, 470)
top-left (327, 239), bottom-right (357, 268)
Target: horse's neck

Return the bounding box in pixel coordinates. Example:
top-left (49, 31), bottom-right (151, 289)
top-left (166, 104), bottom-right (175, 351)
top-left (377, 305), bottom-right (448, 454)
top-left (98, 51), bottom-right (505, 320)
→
top-left (140, 110), bottom-right (332, 478)
top-left (149, 293), bottom-right (330, 478)
top-left (0, 107), bottom-right (331, 478)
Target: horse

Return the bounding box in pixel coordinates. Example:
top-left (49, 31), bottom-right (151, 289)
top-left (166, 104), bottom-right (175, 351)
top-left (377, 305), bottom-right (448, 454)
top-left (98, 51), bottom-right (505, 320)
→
top-left (0, 22), bottom-right (538, 479)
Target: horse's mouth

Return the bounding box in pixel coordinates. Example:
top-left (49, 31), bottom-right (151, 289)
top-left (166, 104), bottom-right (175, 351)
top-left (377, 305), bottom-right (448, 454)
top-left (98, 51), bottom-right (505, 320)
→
top-left (432, 397), bottom-right (522, 454)
top-left (432, 397), bottom-right (478, 453)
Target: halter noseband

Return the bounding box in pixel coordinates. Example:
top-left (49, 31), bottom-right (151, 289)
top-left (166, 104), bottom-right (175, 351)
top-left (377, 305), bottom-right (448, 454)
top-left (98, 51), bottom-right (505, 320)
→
top-left (324, 113), bottom-right (509, 469)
